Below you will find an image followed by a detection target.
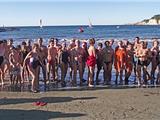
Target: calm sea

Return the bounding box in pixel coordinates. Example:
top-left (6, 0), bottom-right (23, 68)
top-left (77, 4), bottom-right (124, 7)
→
top-left (0, 25), bottom-right (160, 45)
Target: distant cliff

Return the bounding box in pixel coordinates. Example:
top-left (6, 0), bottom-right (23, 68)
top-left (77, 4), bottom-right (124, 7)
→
top-left (134, 15), bottom-right (160, 25)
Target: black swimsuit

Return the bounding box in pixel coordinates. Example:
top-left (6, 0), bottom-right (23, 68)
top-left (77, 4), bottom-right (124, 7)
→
top-left (22, 50), bottom-right (28, 60)
top-left (62, 51), bottom-right (69, 64)
top-left (0, 56), bottom-right (4, 66)
top-left (137, 59), bottom-right (148, 66)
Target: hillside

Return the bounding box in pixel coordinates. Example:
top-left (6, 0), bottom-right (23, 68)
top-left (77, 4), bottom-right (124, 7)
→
top-left (134, 15), bottom-right (160, 25)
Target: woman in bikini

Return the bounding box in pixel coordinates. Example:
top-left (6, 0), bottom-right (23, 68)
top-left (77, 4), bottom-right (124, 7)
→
top-left (23, 43), bottom-right (42, 93)
top-left (102, 41), bottom-right (114, 85)
top-left (86, 38), bottom-right (96, 87)
top-left (114, 41), bottom-right (126, 85)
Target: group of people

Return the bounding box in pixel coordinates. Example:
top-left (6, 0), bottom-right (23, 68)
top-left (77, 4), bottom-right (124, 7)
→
top-left (0, 37), bottom-right (160, 92)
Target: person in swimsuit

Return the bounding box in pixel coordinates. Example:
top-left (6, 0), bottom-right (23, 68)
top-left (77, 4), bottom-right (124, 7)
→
top-left (9, 47), bottom-right (22, 85)
top-left (156, 46), bottom-right (160, 84)
top-left (114, 41), bottom-right (126, 85)
top-left (150, 40), bottom-right (159, 84)
top-left (54, 38), bottom-right (62, 80)
top-left (86, 38), bottom-right (96, 87)
top-left (23, 43), bottom-right (41, 93)
top-left (37, 38), bottom-right (47, 85)
top-left (68, 39), bottom-right (76, 83)
top-left (81, 41), bottom-right (88, 83)
top-left (70, 40), bottom-right (84, 86)
top-left (21, 41), bottom-right (30, 83)
top-left (102, 41), bottom-right (114, 85)
top-left (133, 37), bottom-right (141, 80)
top-left (95, 42), bottom-right (103, 85)
top-left (3, 39), bottom-right (14, 83)
top-left (0, 40), bottom-right (6, 85)
top-left (59, 42), bottom-right (70, 87)
top-left (136, 41), bottom-right (151, 86)
top-left (124, 43), bottom-right (134, 85)
top-left (47, 39), bottom-right (58, 83)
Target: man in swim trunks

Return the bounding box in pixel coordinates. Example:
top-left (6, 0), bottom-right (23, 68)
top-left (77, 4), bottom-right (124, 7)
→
top-left (133, 37), bottom-right (141, 80)
top-left (136, 41), bottom-right (150, 86)
top-left (114, 40), bottom-right (126, 85)
top-left (70, 40), bottom-right (84, 86)
top-left (3, 39), bottom-right (14, 81)
top-left (102, 41), bottom-right (114, 85)
top-left (9, 47), bottom-right (22, 85)
top-left (68, 39), bottom-right (76, 83)
top-left (95, 42), bottom-right (103, 85)
top-left (53, 38), bottom-right (62, 80)
top-left (47, 39), bottom-right (58, 83)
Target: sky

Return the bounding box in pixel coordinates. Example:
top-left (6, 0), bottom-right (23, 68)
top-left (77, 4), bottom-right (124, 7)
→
top-left (0, 0), bottom-right (160, 26)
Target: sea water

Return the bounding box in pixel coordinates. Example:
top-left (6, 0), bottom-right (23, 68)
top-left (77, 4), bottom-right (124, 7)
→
top-left (1, 25), bottom-right (160, 44)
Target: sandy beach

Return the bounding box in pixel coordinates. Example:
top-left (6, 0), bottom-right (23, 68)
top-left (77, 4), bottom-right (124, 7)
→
top-left (0, 87), bottom-right (160, 120)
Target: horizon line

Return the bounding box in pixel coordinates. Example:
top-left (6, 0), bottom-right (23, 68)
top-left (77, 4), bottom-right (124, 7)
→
top-left (1, 24), bottom-right (128, 27)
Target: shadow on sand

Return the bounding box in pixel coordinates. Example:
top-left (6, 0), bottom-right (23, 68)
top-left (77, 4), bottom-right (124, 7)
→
top-left (0, 109), bottom-right (86, 120)
top-left (0, 96), bottom-right (97, 105)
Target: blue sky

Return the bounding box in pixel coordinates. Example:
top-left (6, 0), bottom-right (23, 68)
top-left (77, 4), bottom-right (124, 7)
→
top-left (0, 0), bottom-right (160, 26)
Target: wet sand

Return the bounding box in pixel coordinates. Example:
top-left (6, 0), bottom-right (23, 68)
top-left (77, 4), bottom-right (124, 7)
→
top-left (0, 87), bottom-right (160, 120)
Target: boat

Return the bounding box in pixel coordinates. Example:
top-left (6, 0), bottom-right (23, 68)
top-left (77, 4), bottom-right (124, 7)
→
top-left (40, 19), bottom-right (43, 29)
top-left (0, 28), bottom-right (7, 32)
top-left (88, 18), bottom-right (93, 28)
top-left (78, 27), bottom-right (84, 33)
top-left (0, 26), bottom-right (20, 32)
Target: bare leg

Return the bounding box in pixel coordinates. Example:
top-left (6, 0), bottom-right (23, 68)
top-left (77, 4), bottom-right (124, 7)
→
top-left (120, 69), bottom-right (123, 85)
top-left (137, 65), bottom-right (141, 86)
top-left (103, 64), bottom-right (107, 85)
top-left (72, 64), bottom-right (77, 86)
top-left (51, 63), bottom-right (56, 81)
top-left (79, 64), bottom-right (83, 86)
top-left (108, 63), bottom-right (112, 85)
top-left (88, 66), bottom-right (94, 86)
top-left (47, 63), bottom-right (51, 83)
top-left (115, 71), bottom-right (119, 85)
